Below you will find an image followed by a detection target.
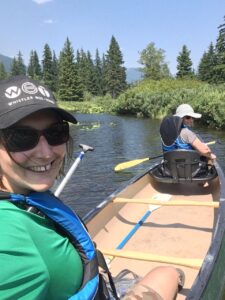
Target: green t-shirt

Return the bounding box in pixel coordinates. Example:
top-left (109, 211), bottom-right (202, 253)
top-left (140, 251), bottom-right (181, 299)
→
top-left (0, 201), bottom-right (83, 300)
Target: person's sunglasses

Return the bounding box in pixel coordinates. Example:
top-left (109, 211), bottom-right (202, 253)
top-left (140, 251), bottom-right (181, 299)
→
top-left (1, 121), bottom-right (70, 152)
top-left (184, 116), bottom-right (193, 120)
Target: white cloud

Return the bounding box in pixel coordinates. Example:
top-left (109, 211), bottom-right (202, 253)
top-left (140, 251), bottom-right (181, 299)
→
top-left (33, 0), bottom-right (53, 5)
top-left (44, 19), bottom-right (56, 24)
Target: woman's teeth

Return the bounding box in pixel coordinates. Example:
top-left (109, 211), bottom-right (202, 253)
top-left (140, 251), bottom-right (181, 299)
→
top-left (29, 164), bottom-right (51, 172)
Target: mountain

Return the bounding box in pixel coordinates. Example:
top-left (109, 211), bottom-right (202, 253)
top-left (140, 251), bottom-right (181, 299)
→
top-left (126, 67), bottom-right (143, 83)
top-left (0, 53), bottom-right (13, 72)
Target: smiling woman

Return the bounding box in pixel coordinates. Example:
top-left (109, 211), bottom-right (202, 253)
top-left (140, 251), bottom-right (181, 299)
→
top-left (0, 76), bottom-right (99, 300)
top-left (0, 76), bottom-right (182, 300)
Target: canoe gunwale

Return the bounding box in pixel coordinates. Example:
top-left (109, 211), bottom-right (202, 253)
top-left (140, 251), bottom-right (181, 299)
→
top-left (186, 160), bottom-right (225, 300)
top-left (83, 163), bottom-right (156, 224)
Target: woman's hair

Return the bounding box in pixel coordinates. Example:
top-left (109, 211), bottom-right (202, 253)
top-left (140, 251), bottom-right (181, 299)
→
top-left (59, 135), bottom-right (74, 177)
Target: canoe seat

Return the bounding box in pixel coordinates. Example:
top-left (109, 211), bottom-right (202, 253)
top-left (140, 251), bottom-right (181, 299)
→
top-left (149, 150), bottom-right (217, 183)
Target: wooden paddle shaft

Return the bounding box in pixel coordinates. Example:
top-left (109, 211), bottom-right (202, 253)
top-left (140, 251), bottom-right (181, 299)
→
top-left (101, 248), bottom-right (202, 269)
top-left (113, 197), bottom-right (219, 208)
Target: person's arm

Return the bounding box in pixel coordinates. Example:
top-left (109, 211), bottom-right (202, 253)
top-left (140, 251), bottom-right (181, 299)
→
top-left (180, 128), bottom-right (216, 160)
top-left (192, 138), bottom-right (216, 160)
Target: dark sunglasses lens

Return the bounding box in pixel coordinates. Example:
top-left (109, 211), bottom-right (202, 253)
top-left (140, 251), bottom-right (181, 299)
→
top-left (44, 122), bottom-right (69, 146)
top-left (3, 128), bottom-right (38, 152)
top-left (2, 122), bottom-right (69, 152)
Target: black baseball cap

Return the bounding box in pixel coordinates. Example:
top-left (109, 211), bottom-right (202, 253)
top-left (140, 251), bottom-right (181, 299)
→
top-left (0, 75), bottom-right (77, 129)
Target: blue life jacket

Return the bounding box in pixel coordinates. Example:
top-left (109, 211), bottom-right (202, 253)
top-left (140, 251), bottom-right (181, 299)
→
top-left (162, 125), bottom-right (194, 152)
top-left (9, 191), bottom-right (99, 300)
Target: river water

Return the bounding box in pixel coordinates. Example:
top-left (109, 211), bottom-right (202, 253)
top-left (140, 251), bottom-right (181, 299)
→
top-left (56, 113), bottom-right (225, 217)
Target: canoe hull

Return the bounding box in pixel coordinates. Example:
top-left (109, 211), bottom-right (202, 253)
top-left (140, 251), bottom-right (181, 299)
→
top-left (84, 161), bottom-right (225, 299)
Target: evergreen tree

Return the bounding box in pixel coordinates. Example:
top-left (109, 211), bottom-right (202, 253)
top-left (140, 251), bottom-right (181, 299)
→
top-left (85, 51), bottom-right (99, 95)
top-left (58, 37), bottom-right (83, 101)
top-left (51, 51), bottom-right (58, 92)
top-left (104, 36), bottom-right (127, 98)
top-left (11, 51), bottom-right (26, 76)
top-left (76, 49), bottom-right (88, 93)
top-left (42, 44), bottom-right (54, 89)
top-left (10, 58), bottom-right (19, 76)
top-left (198, 43), bottom-right (217, 83)
top-left (27, 50), bottom-right (35, 78)
top-left (0, 62), bottom-right (7, 79)
top-left (101, 54), bottom-right (107, 95)
top-left (214, 16), bottom-right (225, 83)
top-left (28, 50), bottom-right (42, 80)
top-left (176, 45), bottom-right (194, 78)
top-left (94, 49), bottom-right (104, 95)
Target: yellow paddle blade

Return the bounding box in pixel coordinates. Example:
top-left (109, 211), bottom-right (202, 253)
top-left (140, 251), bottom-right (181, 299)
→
top-left (114, 158), bottom-right (149, 171)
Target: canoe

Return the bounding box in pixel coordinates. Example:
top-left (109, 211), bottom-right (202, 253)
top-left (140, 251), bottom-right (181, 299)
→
top-left (83, 151), bottom-right (225, 299)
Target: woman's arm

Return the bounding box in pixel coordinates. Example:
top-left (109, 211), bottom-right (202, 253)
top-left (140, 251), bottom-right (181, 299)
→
top-left (192, 138), bottom-right (216, 160)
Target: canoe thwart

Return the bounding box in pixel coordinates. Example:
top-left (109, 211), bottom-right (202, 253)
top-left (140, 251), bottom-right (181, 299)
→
top-left (100, 248), bottom-right (203, 269)
top-left (113, 197), bottom-right (219, 208)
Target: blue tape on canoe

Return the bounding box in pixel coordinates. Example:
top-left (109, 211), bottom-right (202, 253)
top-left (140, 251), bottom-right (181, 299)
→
top-left (116, 210), bottom-right (151, 249)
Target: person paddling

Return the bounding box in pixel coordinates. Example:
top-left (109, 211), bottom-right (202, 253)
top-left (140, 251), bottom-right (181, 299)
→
top-left (161, 104), bottom-right (216, 161)
top-left (0, 75), bottom-right (183, 300)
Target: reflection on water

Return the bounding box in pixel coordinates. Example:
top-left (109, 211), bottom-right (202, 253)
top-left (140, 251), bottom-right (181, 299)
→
top-left (57, 113), bottom-right (225, 217)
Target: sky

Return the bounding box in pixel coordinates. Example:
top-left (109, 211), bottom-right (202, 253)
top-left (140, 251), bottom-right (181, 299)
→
top-left (0, 0), bottom-right (224, 75)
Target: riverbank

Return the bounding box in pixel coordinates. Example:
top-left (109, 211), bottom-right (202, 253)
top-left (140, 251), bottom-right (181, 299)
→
top-left (58, 78), bottom-right (225, 130)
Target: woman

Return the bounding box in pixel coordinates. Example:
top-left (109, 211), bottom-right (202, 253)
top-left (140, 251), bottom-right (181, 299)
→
top-left (0, 76), bottom-right (183, 299)
top-left (174, 104), bottom-right (216, 160)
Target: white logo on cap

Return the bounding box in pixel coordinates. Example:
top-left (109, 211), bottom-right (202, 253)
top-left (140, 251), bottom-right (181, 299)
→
top-left (5, 86), bottom-right (21, 98)
top-left (22, 82), bottom-right (38, 94)
top-left (38, 86), bottom-right (50, 97)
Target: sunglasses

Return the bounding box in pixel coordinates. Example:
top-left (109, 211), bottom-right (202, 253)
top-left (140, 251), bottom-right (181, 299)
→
top-left (1, 121), bottom-right (70, 152)
top-left (184, 116), bottom-right (193, 120)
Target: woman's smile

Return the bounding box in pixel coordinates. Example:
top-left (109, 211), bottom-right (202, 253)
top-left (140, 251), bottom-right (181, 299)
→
top-left (0, 111), bottom-right (66, 194)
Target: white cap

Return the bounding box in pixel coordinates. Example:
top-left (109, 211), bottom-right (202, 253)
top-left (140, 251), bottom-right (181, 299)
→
top-left (174, 104), bottom-right (202, 119)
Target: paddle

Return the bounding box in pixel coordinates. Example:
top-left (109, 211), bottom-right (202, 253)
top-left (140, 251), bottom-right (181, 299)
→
top-left (114, 154), bottom-right (163, 172)
top-left (54, 144), bottom-right (94, 197)
top-left (114, 140), bottom-right (216, 172)
top-left (115, 194), bottom-right (172, 250)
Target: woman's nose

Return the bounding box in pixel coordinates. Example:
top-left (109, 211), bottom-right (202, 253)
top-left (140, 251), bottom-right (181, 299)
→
top-left (35, 135), bottom-right (53, 157)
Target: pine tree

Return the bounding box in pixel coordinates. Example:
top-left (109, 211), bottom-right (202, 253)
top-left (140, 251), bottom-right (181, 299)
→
top-left (176, 45), bottom-right (194, 78)
top-left (51, 51), bottom-right (58, 92)
top-left (85, 51), bottom-right (99, 95)
top-left (101, 54), bottom-right (107, 95)
top-left (94, 49), bottom-right (104, 95)
top-left (139, 42), bottom-right (171, 79)
top-left (0, 62), bottom-right (7, 79)
top-left (214, 16), bottom-right (225, 83)
top-left (27, 50), bottom-right (35, 78)
top-left (198, 43), bottom-right (217, 83)
top-left (11, 51), bottom-right (26, 76)
top-left (58, 37), bottom-right (83, 101)
top-left (28, 50), bottom-right (42, 80)
top-left (104, 36), bottom-right (127, 98)
top-left (42, 44), bottom-right (54, 89)
top-left (76, 49), bottom-right (88, 93)
top-left (10, 58), bottom-right (19, 76)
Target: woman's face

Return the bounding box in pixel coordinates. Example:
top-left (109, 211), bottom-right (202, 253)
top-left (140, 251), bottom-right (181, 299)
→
top-left (0, 110), bottom-right (67, 194)
top-left (183, 116), bottom-right (194, 127)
